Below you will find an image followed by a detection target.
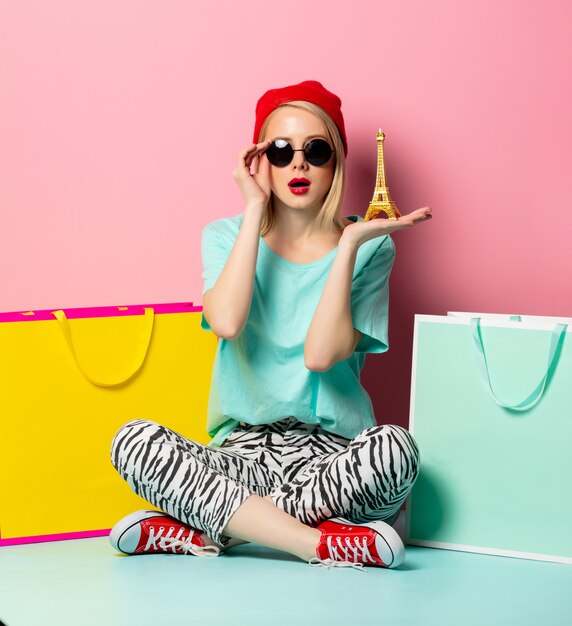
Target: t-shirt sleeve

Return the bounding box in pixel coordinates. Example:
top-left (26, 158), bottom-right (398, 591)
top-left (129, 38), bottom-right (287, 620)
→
top-left (200, 223), bottom-right (232, 332)
top-left (350, 235), bottom-right (395, 353)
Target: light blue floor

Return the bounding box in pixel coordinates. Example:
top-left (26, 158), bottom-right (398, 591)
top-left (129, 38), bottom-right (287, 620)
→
top-left (1, 513), bottom-right (571, 626)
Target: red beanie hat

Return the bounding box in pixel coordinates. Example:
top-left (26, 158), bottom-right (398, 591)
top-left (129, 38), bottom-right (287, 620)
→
top-left (253, 80), bottom-right (348, 158)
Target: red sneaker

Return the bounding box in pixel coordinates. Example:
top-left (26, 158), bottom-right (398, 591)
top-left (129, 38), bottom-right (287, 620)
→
top-left (310, 517), bottom-right (405, 570)
top-left (109, 510), bottom-right (221, 557)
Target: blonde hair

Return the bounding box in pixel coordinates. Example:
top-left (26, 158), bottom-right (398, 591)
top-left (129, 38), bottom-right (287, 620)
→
top-left (256, 101), bottom-right (347, 237)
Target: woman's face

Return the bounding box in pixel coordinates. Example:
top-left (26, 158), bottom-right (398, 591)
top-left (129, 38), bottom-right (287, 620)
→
top-left (262, 106), bottom-right (335, 214)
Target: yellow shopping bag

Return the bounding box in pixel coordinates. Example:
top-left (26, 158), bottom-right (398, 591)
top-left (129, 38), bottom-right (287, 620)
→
top-left (0, 302), bottom-right (215, 545)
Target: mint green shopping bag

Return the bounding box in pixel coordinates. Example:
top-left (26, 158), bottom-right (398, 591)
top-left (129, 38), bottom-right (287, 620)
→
top-left (405, 313), bottom-right (572, 564)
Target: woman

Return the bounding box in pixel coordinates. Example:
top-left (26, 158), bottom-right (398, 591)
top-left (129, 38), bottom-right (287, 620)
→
top-left (109, 80), bottom-right (432, 570)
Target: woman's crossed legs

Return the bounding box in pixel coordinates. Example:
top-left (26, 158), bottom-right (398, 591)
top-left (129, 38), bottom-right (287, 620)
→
top-left (110, 418), bottom-right (420, 562)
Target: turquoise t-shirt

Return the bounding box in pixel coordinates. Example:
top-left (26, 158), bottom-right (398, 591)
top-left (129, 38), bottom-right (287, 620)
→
top-left (200, 212), bottom-right (396, 447)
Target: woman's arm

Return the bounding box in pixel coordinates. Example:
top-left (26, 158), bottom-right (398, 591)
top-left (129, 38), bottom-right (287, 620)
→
top-left (304, 238), bottom-right (360, 371)
top-left (305, 206), bottom-right (432, 369)
top-left (202, 204), bottom-right (264, 339)
top-left (203, 141), bottom-right (272, 339)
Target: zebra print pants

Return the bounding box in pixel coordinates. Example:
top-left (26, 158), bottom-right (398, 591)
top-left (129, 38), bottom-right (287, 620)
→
top-left (110, 416), bottom-right (420, 547)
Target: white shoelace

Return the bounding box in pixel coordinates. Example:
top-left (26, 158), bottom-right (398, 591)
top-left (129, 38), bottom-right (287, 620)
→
top-left (144, 525), bottom-right (221, 557)
top-left (309, 534), bottom-right (379, 571)
top-left (308, 557), bottom-right (365, 571)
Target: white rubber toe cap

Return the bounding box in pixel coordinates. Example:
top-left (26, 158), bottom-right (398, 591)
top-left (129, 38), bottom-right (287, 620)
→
top-left (109, 509), bottom-right (161, 554)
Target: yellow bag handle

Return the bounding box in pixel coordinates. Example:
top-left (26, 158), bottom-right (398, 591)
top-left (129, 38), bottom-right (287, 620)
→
top-left (51, 307), bottom-right (155, 387)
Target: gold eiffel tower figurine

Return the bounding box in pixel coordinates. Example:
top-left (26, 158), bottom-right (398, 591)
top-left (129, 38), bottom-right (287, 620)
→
top-left (363, 129), bottom-right (401, 221)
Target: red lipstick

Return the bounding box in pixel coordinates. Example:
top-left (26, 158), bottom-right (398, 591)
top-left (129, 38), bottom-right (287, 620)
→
top-left (288, 177), bottom-right (311, 195)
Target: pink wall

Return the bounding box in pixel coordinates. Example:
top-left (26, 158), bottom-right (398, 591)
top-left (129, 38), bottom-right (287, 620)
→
top-left (1, 1), bottom-right (570, 428)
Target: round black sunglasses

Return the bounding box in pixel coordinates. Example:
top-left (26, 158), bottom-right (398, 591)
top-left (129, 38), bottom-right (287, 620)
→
top-left (264, 138), bottom-right (334, 167)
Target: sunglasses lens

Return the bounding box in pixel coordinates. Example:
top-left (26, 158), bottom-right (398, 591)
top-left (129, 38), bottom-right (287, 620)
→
top-left (264, 139), bottom-right (333, 167)
top-left (265, 139), bottom-right (293, 167)
top-left (305, 139), bottom-right (333, 166)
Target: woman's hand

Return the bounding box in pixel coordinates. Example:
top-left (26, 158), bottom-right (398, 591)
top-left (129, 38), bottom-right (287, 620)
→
top-left (232, 140), bottom-right (273, 209)
top-left (341, 206), bottom-right (433, 249)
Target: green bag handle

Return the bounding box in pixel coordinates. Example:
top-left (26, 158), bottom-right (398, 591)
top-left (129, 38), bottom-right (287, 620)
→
top-left (51, 308), bottom-right (155, 387)
top-left (470, 316), bottom-right (568, 411)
